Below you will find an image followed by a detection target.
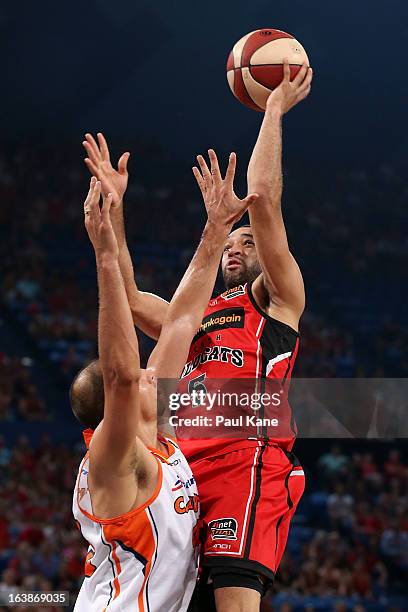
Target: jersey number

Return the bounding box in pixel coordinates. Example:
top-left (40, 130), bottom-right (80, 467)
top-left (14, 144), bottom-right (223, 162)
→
top-left (188, 373), bottom-right (207, 407)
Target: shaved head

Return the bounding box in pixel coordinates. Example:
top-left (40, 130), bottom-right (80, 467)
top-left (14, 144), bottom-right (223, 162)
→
top-left (70, 360), bottom-right (104, 430)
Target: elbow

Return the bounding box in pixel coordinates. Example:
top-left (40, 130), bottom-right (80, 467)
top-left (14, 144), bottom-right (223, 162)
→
top-left (247, 180), bottom-right (282, 205)
top-left (104, 365), bottom-right (141, 388)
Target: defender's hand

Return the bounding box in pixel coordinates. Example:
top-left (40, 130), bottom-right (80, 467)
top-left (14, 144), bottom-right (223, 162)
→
top-left (266, 59), bottom-right (313, 115)
top-left (83, 132), bottom-right (130, 207)
top-left (193, 149), bottom-right (258, 227)
top-left (84, 177), bottom-right (119, 260)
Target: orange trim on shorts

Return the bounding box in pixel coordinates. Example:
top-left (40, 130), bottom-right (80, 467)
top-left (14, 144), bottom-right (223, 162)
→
top-left (76, 456), bottom-right (163, 524)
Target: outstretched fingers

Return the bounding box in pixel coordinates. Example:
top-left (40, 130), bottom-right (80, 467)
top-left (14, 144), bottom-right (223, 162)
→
top-left (84, 157), bottom-right (99, 177)
top-left (84, 176), bottom-right (96, 217)
top-left (83, 133), bottom-right (101, 163)
top-left (97, 132), bottom-right (111, 161)
top-left (89, 180), bottom-right (102, 226)
top-left (117, 152), bottom-right (130, 175)
top-left (208, 149), bottom-right (222, 189)
top-left (224, 152), bottom-right (237, 188)
top-left (197, 154), bottom-right (212, 190)
top-left (192, 166), bottom-right (206, 196)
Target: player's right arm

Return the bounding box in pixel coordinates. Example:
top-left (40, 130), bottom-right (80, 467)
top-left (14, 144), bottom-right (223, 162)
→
top-left (83, 132), bottom-right (169, 340)
top-left (83, 178), bottom-right (154, 499)
top-left (246, 61), bottom-right (312, 329)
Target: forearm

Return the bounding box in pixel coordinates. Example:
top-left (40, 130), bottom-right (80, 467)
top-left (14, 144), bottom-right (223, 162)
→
top-left (97, 255), bottom-right (140, 382)
top-left (247, 105), bottom-right (290, 259)
top-left (165, 219), bottom-right (229, 328)
top-left (247, 106), bottom-right (283, 205)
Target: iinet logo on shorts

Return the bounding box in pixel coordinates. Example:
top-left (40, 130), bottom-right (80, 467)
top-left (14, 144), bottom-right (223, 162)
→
top-left (209, 518), bottom-right (238, 541)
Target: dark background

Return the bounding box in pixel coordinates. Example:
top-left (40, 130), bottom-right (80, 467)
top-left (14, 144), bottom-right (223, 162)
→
top-left (2, 0), bottom-right (407, 163)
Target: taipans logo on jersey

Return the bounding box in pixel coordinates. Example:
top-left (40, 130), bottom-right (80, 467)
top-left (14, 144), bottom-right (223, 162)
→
top-left (193, 307), bottom-right (245, 341)
top-left (180, 346), bottom-right (244, 379)
top-left (209, 518), bottom-right (238, 540)
top-left (174, 493), bottom-right (199, 515)
top-left (172, 475), bottom-right (196, 491)
top-left (221, 285), bottom-right (246, 301)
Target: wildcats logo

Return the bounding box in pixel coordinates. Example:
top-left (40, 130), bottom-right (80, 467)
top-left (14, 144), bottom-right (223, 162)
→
top-left (209, 518), bottom-right (238, 540)
top-left (194, 307), bottom-right (245, 341)
top-left (221, 285), bottom-right (246, 301)
top-left (181, 346), bottom-right (244, 379)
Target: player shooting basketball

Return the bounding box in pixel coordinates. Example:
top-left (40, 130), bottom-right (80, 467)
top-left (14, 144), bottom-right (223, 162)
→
top-left (81, 57), bottom-right (312, 612)
top-left (71, 155), bottom-right (257, 610)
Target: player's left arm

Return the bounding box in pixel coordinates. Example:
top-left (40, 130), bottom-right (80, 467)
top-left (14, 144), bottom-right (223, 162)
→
top-left (247, 60), bottom-right (313, 329)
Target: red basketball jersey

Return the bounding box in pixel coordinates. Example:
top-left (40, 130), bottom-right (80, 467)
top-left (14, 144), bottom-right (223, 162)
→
top-left (176, 283), bottom-right (300, 461)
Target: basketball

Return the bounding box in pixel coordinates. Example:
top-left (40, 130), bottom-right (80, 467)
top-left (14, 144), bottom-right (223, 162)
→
top-left (226, 29), bottom-right (309, 112)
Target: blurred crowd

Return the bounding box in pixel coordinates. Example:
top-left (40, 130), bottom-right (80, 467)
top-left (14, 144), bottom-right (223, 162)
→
top-left (0, 437), bottom-right (406, 611)
top-left (0, 353), bottom-right (46, 422)
top-left (272, 445), bottom-right (407, 610)
top-left (0, 435), bottom-right (85, 611)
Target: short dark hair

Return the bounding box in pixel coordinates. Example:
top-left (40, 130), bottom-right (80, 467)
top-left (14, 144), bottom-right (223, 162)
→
top-left (70, 360), bottom-right (104, 430)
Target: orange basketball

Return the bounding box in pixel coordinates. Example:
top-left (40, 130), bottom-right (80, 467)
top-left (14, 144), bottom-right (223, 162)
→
top-left (226, 29), bottom-right (309, 112)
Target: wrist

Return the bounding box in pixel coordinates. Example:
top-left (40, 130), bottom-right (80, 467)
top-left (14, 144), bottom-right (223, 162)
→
top-left (265, 102), bottom-right (284, 119)
top-left (204, 217), bottom-right (232, 239)
top-left (96, 251), bottom-right (119, 267)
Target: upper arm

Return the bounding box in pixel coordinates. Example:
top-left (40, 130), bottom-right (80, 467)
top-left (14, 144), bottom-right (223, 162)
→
top-left (89, 375), bottom-right (141, 483)
top-left (249, 198), bottom-right (305, 316)
top-left (131, 292), bottom-right (169, 340)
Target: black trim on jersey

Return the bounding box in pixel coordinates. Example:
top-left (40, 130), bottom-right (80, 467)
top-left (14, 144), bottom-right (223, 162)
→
top-left (166, 438), bottom-right (180, 450)
top-left (274, 471), bottom-right (293, 558)
top-left (282, 343), bottom-right (298, 436)
top-left (146, 507), bottom-right (159, 612)
top-left (203, 555), bottom-right (275, 583)
top-left (100, 532), bottom-right (114, 607)
top-left (117, 539), bottom-right (148, 568)
top-left (249, 280), bottom-right (299, 439)
top-left (282, 341), bottom-right (298, 385)
top-left (243, 445), bottom-right (266, 558)
top-left (247, 282), bottom-right (299, 337)
top-left (283, 449), bottom-right (301, 469)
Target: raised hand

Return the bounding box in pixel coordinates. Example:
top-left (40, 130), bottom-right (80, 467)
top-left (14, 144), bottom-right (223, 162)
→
top-left (82, 133), bottom-right (130, 207)
top-left (192, 149), bottom-right (258, 227)
top-left (266, 59), bottom-right (313, 115)
top-left (84, 177), bottom-right (119, 260)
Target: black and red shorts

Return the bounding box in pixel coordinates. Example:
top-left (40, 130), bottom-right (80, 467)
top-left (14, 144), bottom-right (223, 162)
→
top-left (192, 440), bottom-right (305, 583)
